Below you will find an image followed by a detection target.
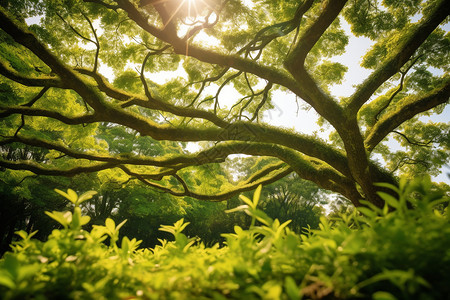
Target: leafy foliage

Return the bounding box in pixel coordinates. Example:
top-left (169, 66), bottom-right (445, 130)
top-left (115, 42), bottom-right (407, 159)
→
top-left (0, 0), bottom-right (448, 209)
top-left (0, 178), bottom-right (449, 299)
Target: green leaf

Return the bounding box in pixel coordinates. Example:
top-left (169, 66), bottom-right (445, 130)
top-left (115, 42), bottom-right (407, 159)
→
top-left (45, 211), bottom-right (71, 228)
top-left (2, 255), bottom-right (19, 280)
top-left (251, 209), bottom-right (272, 226)
top-left (359, 200), bottom-right (383, 215)
top-left (15, 230), bottom-right (37, 241)
top-left (77, 190), bottom-right (97, 205)
top-left (357, 207), bottom-right (377, 218)
top-left (80, 215), bottom-right (91, 226)
top-left (377, 192), bottom-right (399, 209)
top-left (372, 291), bottom-right (397, 300)
top-left (253, 184), bottom-right (262, 208)
top-left (239, 195), bottom-right (254, 209)
top-left (0, 271), bottom-right (15, 289)
top-left (225, 204), bottom-right (249, 214)
top-left (374, 182), bottom-right (400, 194)
top-left (105, 218), bottom-right (116, 233)
top-left (284, 276), bottom-right (300, 300)
top-left (115, 219), bottom-right (127, 232)
top-left (54, 188), bottom-right (78, 204)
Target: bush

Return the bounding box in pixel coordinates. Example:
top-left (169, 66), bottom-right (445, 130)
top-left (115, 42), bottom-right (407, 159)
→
top-left (0, 177), bottom-right (449, 299)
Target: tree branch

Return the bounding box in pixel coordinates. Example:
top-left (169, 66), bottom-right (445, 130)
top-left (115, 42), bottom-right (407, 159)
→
top-left (285, 0), bottom-right (347, 70)
top-left (392, 130), bottom-right (434, 147)
top-left (0, 59), bottom-right (62, 87)
top-left (240, 0), bottom-right (314, 58)
top-left (365, 80), bottom-right (450, 152)
top-left (115, 0), bottom-right (309, 109)
top-left (0, 106), bottom-right (99, 124)
top-left (0, 158), bottom-right (118, 177)
top-left (0, 8), bottom-right (107, 112)
top-left (83, 0), bottom-right (119, 10)
top-left (347, 0), bottom-right (449, 114)
top-left (74, 67), bottom-right (229, 127)
top-left (81, 11), bottom-right (101, 73)
top-left (373, 55), bottom-right (423, 121)
top-left (136, 164), bottom-right (293, 201)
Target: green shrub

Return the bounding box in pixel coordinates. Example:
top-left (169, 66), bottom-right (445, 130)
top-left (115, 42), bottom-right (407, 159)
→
top-left (0, 177), bottom-right (448, 299)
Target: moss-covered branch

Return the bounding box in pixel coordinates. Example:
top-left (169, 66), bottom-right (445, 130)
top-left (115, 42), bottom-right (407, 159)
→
top-left (346, 0), bottom-right (449, 114)
top-left (365, 81), bottom-right (450, 152)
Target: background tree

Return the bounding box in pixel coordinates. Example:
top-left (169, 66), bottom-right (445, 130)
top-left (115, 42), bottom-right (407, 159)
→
top-left (0, 0), bottom-right (448, 209)
top-left (259, 173), bottom-right (326, 233)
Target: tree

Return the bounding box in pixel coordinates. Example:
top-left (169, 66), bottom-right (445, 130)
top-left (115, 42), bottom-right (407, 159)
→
top-left (0, 0), bottom-right (448, 208)
top-left (259, 173), bottom-right (326, 233)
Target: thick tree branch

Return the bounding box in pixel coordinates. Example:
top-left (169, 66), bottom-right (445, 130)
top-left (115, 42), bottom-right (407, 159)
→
top-left (0, 8), bottom-right (107, 112)
top-left (283, 0), bottom-right (348, 128)
top-left (0, 158), bottom-right (118, 177)
top-left (0, 134), bottom-right (345, 179)
top-left (347, 0), bottom-right (449, 114)
top-left (0, 106), bottom-right (99, 124)
top-left (365, 81), bottom-right (450, 152)
top-left (75, 67), bottom-right (229, 127)
top-left (0, 132), bottom-right (361, 203)
top-left (115, 0), bottom-right (313, 109)
top-left (118, 165), bottom-right (177, 181)
top-left (0, 60), bottom-right (62, 87)
top-left (69, 70), bottom-right (355, 180)
top-left (285, 0), bottom-right (347, 70)
top-left (193, 141), bottom-right (362, 204)
top-left (83, 0), bottom-right (119, 10)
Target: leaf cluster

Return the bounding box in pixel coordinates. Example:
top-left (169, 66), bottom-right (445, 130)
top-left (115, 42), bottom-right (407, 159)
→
top-left (0, 179), bottom-right (449, 299)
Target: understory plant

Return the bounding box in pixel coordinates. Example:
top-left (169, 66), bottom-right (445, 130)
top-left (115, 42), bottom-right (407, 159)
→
top-left (0, 176), bottom-right (448, 299)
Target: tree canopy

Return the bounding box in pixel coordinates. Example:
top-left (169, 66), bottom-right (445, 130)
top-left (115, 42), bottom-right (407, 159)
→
top-left (0, 0), bottom-right (449, 207)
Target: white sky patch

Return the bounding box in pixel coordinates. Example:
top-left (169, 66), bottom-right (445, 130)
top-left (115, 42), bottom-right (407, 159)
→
top-left (329, 20), bottom-right (375, 99)
top-left (192, 31), bottom-right (222, 47)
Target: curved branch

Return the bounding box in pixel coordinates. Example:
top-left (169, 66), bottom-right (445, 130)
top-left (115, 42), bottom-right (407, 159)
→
top-left (137, 164), bottom-right (293, 201)
top-left (0, 8), bottom-right (107, 112)
top-left (392, 130), bottom-right (434, 148)
top-left (118, 165), bottom-right (177, 181)
top-left (374, 55), bottom-right (423, 121)
top-left (81, 11), bottom-right (101, 73)
top-left (0, 60), bottom-right (62, 87)
top-left (0, 106), bottom-right (98, 125)
top-left (83, 0), bottom-right (119, 10)
top-left (365, 80), bottom-right (450, 152)
top-left (0, 158), bottom-right (118, 177)
top-left (75, 67), bottom-right (229, 127)
top-left (115, 0), bottom-right (307, 105)
top-left (240, 0), bottom-right (314, 57)
top-left (250, 82), bottom-right (272, 122)
top-left (347, 0), bottom-right (449, 114)
top-left (285, 0), bottom-right (347, 70)
top-left (241, 161), bottom-right (290, 184)
top-left (23, 87), bottom-right (50, 107)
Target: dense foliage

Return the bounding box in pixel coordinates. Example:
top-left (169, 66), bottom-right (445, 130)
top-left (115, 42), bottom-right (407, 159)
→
top-left (0, 178), bottom-right (449, 299)
top-left (0, 168), bottom-right (325, 254)
top-left (0, 0), bottom-right (448, 209)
